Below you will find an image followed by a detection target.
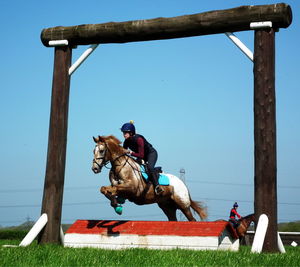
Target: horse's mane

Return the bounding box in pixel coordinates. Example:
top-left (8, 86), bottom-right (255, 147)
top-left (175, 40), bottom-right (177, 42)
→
top-left (101, 135), bottom-right (125, 154)
top-left (239, 213), bottom-right (255, 224)
top-left (242, 213), bottom-right (255, 220)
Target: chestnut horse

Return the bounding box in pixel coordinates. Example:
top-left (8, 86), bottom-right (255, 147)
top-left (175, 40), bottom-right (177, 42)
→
top-left (236, 213), bottom-right (255, 239)
top-left (92, 135), bottom-right (207, 221)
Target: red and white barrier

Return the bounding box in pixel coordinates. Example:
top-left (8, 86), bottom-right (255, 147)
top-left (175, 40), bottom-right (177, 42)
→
top-left (64, 220), bottom-right (239, 251)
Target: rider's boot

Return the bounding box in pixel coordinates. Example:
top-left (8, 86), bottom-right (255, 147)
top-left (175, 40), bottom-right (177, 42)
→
top-left (150, 171), bottom-right (164, 195)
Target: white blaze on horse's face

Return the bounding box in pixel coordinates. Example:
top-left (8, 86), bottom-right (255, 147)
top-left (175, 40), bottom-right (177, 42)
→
top-left (92, 143), bottom-right (106, 174)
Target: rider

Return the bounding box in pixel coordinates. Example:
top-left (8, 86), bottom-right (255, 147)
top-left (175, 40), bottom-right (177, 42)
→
top-left (229, 202), bottom-right (242, 228)
top-left (120, 120), bottom-right (164, 195)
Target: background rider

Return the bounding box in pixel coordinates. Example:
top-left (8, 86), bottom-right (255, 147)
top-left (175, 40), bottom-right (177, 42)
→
top-left (229, 202), bottom-right (242, 228)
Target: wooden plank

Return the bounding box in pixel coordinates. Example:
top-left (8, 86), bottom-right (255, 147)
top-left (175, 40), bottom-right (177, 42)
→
top-left (38, 46), bottom-right (72, 244)
top-left (253, 28), bottom-right (278, 252)
top-left (41, 3), bottom-right (292, 47)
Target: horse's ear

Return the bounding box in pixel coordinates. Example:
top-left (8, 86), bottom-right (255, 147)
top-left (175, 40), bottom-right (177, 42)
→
top-left (93, 135), bottom-right (106, 143)
top-left (99, 135), bottom-right (105, 142)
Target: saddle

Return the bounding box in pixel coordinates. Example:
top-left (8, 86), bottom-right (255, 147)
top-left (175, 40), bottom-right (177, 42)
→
top-left (142, 164), bottom-right (162, 175)
top-left (141, 164), bottom-right (162, 179)
top-left (140, 164), bottom-right (169, 186)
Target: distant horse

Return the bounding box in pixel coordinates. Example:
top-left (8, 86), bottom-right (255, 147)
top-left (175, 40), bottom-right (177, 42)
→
top-left (92, 135), bottom-right (207, 221)
top-left (234, 213), bottom-right (255, 240)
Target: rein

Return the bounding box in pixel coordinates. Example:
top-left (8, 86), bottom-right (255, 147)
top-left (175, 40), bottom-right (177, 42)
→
top-left (111, 153), bottom-right (145, 175)
top-left (111, 153), bottom-right (129, 169)
top-left (94, 143), bottom-right (146, 177)
top-left (238, 214), bottom-right (255, 227)
top-left (93, 157), bottom-right (107, 169)
top-left (109, 153), bottom-right (138, 181)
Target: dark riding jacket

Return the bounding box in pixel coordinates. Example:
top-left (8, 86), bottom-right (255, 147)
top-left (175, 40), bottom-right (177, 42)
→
top-left (123, 134), bottom-right (155, 161)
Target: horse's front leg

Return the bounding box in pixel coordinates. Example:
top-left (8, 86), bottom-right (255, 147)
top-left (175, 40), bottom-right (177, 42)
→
top-left (100, 186), bottom-right (118, 208)
top-left (101, 182), bottom-right (137, 203)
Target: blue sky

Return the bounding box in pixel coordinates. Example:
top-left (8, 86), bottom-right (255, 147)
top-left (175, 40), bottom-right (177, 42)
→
top-left (0, 0), bottom-right (299, 227)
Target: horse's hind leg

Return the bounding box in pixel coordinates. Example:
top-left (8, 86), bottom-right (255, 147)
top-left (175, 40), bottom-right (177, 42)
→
top-left (158, 202), bottom-right (177, 221)
top-left (172, 194), bottom-right (196, 221)
top-left (180, 207), bottom-right (196, 221)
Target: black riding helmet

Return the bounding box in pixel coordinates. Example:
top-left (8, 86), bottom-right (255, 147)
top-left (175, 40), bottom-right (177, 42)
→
top-left (120, 120), bottom-right (136, 135)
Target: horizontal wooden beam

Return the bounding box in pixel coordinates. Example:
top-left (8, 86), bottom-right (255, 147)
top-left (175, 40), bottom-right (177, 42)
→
top-left (41, 3), bottom-right (292, 47)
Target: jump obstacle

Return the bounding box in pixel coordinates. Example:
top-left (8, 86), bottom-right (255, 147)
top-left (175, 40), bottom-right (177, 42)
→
top-left (39, 3), bottom-right (293, 253)
top-left (3, 213), bottom-right (286, 253)
top-left (64, 220), bottom-right (239, 251)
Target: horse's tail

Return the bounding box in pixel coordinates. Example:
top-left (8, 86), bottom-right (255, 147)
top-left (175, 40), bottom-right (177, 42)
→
top-left (190, 199), bottom-right (207, 220)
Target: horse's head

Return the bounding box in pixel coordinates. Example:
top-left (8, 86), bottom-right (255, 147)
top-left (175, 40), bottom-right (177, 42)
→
top-left (236, 213), bottom-right (255, 238)
top-left (92, 136), bottom-right (109, 174)
top-left (92, 135), bottom-right (124, 174)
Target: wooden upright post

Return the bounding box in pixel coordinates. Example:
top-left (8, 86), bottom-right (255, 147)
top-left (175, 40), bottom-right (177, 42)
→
top-left (254, 28), bottom-right (278, 252)
top-left (39, 46), bottom-right (72, 244)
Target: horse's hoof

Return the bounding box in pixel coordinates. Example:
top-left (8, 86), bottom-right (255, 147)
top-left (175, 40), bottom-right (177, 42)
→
top-left (115, 205), bottom-right (123, 215)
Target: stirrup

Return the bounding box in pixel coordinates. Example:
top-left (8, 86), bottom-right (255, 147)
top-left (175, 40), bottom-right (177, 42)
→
top-left (155, 185), bottom-right (164, 195)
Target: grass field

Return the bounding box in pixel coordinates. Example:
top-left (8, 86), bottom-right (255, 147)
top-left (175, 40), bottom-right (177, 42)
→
top-left (1, 239), bottom-right (300, 267)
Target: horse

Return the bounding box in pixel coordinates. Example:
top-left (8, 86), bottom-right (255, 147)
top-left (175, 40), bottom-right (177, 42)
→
top-left (236, 213), bottom-right (255, 238)
top-left (91, 135), bottom-right (207, 221)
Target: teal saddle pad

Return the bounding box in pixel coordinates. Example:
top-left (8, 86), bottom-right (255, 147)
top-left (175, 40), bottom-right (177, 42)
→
top-left (140, 165), bottom-right (169, 186)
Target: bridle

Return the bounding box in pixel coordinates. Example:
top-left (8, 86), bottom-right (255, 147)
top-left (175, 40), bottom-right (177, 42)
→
top-left (93, 144), bottom-right (109, 169)
top-left (93, 142), bottom-right (146, 176)
top-left (93, 143), bottom-right (128, 170)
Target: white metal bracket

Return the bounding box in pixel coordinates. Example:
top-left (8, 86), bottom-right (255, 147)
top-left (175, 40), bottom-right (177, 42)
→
top-left (225, 32), bottom-right (253, 62)
top-left (48, 40), bottom-right (98, 75)
top-left (69, 44), bottom-right (99, 75)
top-left (48, 40), bottom-right (69, 46)
top-left (250, 21), bottom-right (272, 29)
top-left (225, 21), bottom-right (272, 62)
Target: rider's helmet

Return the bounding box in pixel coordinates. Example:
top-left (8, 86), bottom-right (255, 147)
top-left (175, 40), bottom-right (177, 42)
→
top-left (121, 120), bottom-right (135, 135)
top-left (233, 202), bottom-right (238, 208)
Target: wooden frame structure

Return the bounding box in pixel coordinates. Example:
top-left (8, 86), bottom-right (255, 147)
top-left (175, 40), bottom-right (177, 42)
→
top-left (39, 3), bottom-right (292, 252)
